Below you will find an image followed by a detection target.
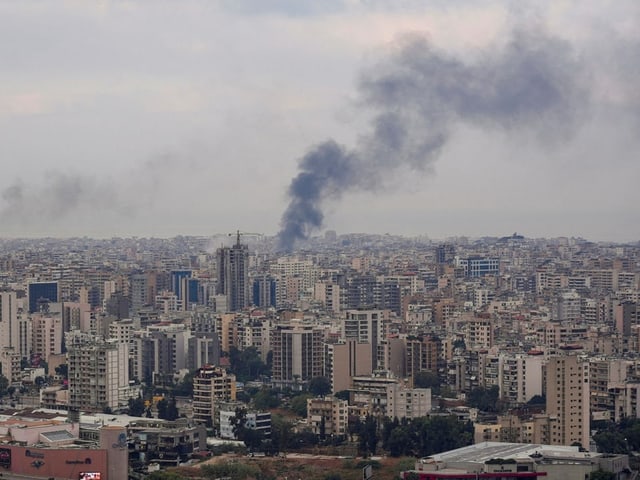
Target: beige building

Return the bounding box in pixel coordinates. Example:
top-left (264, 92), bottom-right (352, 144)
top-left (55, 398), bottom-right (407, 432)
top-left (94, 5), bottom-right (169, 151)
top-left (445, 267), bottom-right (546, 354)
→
top-left (464, 316), bottom-right (494, 349)
top-left (344, 309), bottom-right (387, 370)
top-left (474, 413), bottom-right (558, 444)
top-left (352, 373), bottom-right (397, 410)
top-left (67, 332), bottom-right (130, 412)
top-left (0, 348), bottom-right (21, 384)
top-left (405, 335), bottom-right (441, 380)
top-left (307, 396), bottom-right (348, 436)
top-left (271, 322), bottom-right (323, 389)
top-left (314, 280), bottom-right (342, 313)
top-left (325, 340), bottom-right (372, 393)
top-left (500, 354), bottom-right (544, 405)
top-left (31, 312), bottom-right (64, 362)
top-left (217, 313), bottom-right (240, 353)
top-left (545, 354), bottom-right (589, 447)
top-left (192, 365), bottom-right (236, 426)
top-left (386, 384), bottom-right (431, 419)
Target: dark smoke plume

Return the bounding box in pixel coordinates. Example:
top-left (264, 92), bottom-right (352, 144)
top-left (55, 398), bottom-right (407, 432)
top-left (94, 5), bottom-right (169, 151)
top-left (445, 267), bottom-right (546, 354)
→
top-left (276, 27), bottom-right (589, 251)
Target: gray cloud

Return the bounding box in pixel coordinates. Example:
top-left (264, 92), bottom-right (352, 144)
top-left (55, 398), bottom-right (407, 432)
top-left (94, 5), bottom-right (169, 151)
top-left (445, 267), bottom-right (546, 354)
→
top-left (0, 173), bottom-right (126, 225)
top-left (276, 26), bottom-right (590, 251)
top-left (219, 0), bottom-right (346, 17)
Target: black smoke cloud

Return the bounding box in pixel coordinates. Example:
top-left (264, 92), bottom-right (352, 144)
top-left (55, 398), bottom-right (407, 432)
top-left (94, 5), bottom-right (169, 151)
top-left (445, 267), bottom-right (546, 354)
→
top-left (276, 27), bottom-right (590, 252)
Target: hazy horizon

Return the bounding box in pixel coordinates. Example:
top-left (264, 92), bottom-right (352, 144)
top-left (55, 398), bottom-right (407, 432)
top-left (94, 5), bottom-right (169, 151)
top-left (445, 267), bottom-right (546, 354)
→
top-left (1, 1), bottom-right (638, 244)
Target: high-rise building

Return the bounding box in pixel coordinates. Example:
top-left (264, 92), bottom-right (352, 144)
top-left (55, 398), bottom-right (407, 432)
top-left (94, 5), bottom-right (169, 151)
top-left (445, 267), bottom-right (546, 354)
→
top-left (216, 237), bottom-right (249, 312)
top-left (192, 365), bottom-right (236, 426)
top-left (344, 309), bottom-right (386, 370)
top-left (325, 340), bottom-right (373, 393)
top-left (132, 324), bottom-right (189, 385)
top-left (129, 272), bottom-right (157, 314)
top-left (170, 269), bottom-right (192, 299)
top-left (252, 273), bottom-right (276, 308)
top-left (545, 355), bottom-right (589, 447)
top-left (499, 353), bottom-right (544, 405)
top-left (0, 291), bottom-right (19, 351)
top-left (405, 335), bottom-right (442, 380)
top-left (271, 322), bottom-right (323, 389)
top-left (67, 332), bottom-right (130, 412)
top-left (31, 312), bottom-right (64, 362)
top-left (28, 281), bottom-right (58, 313)
top-left (615, 301), bottom-right (636, 336)
top-left (188, 333), bottom-right (221, 370)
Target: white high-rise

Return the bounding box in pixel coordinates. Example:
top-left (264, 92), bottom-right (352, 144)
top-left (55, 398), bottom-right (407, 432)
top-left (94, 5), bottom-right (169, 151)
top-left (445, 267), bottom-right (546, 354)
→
top-left (67, 332), bottom-right (129, 412)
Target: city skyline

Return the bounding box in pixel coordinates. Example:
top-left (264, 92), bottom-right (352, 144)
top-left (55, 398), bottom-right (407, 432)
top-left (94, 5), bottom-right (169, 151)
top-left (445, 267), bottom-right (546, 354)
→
top-left (1, 1), bottom-right (639, 243)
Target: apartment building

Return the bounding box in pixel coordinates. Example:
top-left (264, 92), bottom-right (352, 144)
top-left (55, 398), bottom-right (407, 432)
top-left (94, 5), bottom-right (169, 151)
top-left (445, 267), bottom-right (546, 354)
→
top-left (545, 355), bottom-right (589, 447)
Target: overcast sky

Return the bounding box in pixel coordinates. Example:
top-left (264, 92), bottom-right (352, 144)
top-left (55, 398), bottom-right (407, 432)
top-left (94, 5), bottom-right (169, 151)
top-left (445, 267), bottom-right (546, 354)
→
top-left (0, 1), bottom-right (638, 243)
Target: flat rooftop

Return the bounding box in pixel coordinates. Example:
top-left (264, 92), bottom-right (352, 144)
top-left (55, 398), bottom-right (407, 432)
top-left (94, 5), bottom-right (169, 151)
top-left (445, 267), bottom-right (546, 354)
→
top-left (426, 442), bottom-right (598, 464)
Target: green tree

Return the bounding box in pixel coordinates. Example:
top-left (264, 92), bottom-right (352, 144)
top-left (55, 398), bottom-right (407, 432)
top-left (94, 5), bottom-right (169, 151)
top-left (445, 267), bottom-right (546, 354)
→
top-left (467, 385), bottom-right (501, 412)
top-left (308, 376), bottom-right (331, 396)
top-left (413, 371), bottom-right (441, 394)
top-left (590, 470), bottom-right (615, 480)
top-left (387, 426), bottom-right (411, 457)
top-left (156, 398), bottom-right (168, 420)
top-left (271, 413), bottom-right (293, 453)
top-left (230, 407), bottom-right (264, 451)
top-left (148, 470), bottom-right (185, 480)
top-left (173, 371), bottom-right (194, 396)
top-left (230, 407), bottom-right (248, 439)
top-left (358, 415), bottom-right (378, 457)
top-left (290, 393), bottom-right (312, 417)
top-left (228, 346), bottom-right (269, 382)
top-left (54, 363), bottom-right (68, 378)
top-left (128, 395), bottom-right (145, 417)
top-left (289, 429), bottom-right (318, 449)
top-left (335, 390), bottom-right (350, 401)
top-left (165, 397), bottom-right (179, 420)
top-left (382, 415), bottom-right (473, 457)
top-left (252, 388), bottom-right (280, 410)
top-left (201, 461), bottom-right (261, 480)
top-left (593, 429), bottom-right (629, 454)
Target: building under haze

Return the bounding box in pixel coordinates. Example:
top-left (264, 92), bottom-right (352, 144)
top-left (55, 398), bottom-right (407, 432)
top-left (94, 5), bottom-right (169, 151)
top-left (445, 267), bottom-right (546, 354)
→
top-left (216, 236), bottom-right (250, 312)
top-left (545, 354), bottom-right (589, 447)
top-left (271, 322), bottom-right (323, 390)
top-left (67, 332), bottom-right (130, 412)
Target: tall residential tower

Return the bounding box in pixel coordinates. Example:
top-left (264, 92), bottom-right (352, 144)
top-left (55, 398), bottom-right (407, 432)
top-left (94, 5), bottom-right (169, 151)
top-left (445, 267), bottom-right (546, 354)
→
top-left (216, 234), bottom-right (249, 312)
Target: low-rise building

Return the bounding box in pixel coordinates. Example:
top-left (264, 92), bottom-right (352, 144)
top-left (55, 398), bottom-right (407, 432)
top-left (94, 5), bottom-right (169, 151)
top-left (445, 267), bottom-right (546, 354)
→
top-left (307, 396), bottom-right (348, 437)
top-left (402, 442), bottom-right (631, 480)
top-left (219, 408), bottom-right (271, 441)
top-left (192, 365), bottom-right (236, 426)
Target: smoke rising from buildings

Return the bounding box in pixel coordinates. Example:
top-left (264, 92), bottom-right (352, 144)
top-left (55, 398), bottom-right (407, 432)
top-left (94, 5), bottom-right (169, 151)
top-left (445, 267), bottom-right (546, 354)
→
top-left (276, 27), bottom-right (590, 252)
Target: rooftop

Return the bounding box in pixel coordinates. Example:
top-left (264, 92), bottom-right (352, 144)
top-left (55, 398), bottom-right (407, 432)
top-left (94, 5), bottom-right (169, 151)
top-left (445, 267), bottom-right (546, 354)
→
top-left (426, 442), bottom-right (598, 464)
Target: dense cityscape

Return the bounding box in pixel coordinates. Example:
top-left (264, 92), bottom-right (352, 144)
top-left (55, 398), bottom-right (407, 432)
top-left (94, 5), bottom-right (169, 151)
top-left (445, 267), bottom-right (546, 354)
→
top-left (2, 0), bottom-right (639, 478)
top-left (0, 232), bottom-right (639, 479)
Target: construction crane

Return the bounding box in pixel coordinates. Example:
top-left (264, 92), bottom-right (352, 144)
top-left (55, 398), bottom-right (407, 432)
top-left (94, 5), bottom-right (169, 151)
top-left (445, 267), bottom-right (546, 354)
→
top-left (228, 230), bottom-right (263, 246)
